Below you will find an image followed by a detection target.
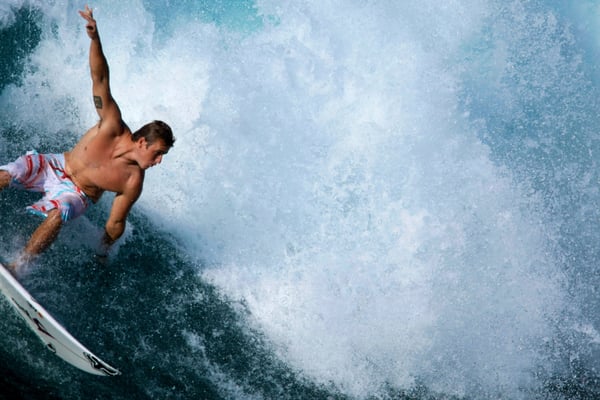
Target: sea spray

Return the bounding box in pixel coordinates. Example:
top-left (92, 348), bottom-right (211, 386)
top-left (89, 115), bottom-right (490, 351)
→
top-left (143, 0), bottom-right (567, 397)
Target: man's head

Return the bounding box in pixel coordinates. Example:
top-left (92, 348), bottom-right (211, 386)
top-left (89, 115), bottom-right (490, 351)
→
top-left (132, 120), bottom-right (175, 148)
top-left (132, 120), bottom-right (175, 169)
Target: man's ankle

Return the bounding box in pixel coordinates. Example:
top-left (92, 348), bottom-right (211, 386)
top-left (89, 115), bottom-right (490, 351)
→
top-left (10, 253), bottom-right (35, 275)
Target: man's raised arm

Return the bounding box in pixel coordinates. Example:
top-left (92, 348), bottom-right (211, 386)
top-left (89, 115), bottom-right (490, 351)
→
top-left (79, 5), bottom-right (122, 128)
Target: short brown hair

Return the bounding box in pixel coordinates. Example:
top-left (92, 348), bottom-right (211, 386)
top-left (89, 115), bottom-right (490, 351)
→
top-left (132, 120), bottom-right (175, 148)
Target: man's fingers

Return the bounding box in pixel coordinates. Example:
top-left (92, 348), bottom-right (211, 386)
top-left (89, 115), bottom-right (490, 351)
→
top-left (79, 12), bottom-right (91, 21)
top-left (78, 5), bottom-right (93, 20)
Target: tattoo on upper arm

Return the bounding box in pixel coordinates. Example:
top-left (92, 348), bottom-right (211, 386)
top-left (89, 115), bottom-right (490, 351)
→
top-left (94, 95), bottom-right (103, 109)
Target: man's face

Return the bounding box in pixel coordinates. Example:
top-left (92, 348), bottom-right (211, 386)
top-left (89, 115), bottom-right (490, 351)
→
top-left (138, 138), bottom-right (169, 169)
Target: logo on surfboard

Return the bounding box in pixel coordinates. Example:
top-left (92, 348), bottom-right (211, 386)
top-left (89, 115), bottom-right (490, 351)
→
top-left (11, 297), bottom-right (55, 339)
top-left (84, 352), bottom-right (120, 376)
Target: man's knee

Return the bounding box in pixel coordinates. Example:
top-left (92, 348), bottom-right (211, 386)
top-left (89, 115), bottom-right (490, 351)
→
top-left (46, 208), bottom-right (63, 228)
top-left (39, 209), bottom-right (64, 238)
top-left (0, 170), bottom-right (10, 189)
top-left (23, 208), bottom-right (64, 257)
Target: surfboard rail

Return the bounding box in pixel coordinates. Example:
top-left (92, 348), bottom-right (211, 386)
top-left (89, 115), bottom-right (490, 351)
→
top-left (0, 262), bottom-right (120, 376)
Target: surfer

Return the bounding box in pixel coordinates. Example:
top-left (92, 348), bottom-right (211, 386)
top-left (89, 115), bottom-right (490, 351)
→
top-left (0, 5), bottom-right (175, 276)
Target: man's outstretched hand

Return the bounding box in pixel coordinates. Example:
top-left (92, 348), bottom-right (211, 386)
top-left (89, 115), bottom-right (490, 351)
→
top-left (78, 5), bottom-right (98, 39)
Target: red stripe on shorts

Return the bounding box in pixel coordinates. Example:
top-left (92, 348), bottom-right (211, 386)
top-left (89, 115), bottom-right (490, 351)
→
top-left (34, 154), bottom-right (45, 182)
top-left (23, 154), bottom-right (34, 182)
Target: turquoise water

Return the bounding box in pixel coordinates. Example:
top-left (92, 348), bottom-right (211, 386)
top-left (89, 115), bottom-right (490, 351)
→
top-left (0, 1), bottom-right (599, 399)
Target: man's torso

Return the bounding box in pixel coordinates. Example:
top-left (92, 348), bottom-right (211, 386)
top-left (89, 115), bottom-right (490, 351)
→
top-left (65, 123), bottom-right (143, 202)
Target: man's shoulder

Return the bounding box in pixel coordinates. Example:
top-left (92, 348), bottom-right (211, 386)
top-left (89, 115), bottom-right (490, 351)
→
top-left (98, 117), bottom-right (129, 137)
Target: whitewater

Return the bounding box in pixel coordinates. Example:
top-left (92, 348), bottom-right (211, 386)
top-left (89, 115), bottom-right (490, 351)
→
top-left (0, 1), bottom-right (599, 399)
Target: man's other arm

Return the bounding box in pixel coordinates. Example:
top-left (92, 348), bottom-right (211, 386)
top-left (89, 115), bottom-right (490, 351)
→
top-left (99, 180), bottom-right (143, 255)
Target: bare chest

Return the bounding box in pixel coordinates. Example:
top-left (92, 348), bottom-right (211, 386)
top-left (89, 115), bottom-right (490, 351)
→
top-left (83, 160), bottom-right (133, 192)
top-left (66, 145), bottom-right (137, 199)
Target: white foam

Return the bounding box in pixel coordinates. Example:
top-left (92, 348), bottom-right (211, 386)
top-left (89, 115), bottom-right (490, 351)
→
top-left (0, 1), bottom-right (578, 398)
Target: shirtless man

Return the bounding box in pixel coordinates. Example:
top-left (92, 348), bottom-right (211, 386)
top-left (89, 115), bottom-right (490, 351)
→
top-left (0, 6), bottom-right (174, 275)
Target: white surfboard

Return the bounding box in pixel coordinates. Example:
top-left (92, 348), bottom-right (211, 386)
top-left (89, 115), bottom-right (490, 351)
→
top-left (0, 262), bottom-right (120, 376)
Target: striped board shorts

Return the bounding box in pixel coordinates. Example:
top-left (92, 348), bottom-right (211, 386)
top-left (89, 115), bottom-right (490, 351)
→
top-left (0, 150), bottom-right (91, 222)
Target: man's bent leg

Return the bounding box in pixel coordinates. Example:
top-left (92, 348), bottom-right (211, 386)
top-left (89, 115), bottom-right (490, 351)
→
top-left (25, 209), bottom-right (63, 256)
top-left (13, 209), bottom-right (63, 272)
top-left (8, 209), bottom-right (63, 277)
top-left (10, 209), bottom-right (63, 275)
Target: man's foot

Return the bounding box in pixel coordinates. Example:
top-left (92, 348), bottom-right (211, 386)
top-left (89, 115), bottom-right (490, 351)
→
top-left (5, 262), bottom-right (20, 279)
top-left (6, 253), bottom-right (33, 280)
top-left (0, 255), bottom-right (18, 278)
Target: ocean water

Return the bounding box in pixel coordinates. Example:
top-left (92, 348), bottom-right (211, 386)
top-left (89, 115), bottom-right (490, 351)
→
top-left (0, 1), bottom-right (599, 399)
